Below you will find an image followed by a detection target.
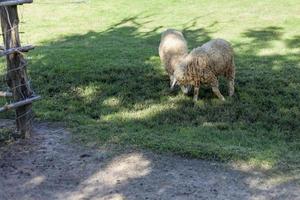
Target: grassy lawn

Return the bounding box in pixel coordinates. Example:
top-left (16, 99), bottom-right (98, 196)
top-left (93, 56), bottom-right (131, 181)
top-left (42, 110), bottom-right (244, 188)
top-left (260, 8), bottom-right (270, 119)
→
top-left (0, 0), bottom-right (299, 170)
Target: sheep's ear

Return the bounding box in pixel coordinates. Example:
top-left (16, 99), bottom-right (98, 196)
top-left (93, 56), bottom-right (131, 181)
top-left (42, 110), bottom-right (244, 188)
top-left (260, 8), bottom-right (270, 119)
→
top-left (171, 78), bottom-right (177, 90)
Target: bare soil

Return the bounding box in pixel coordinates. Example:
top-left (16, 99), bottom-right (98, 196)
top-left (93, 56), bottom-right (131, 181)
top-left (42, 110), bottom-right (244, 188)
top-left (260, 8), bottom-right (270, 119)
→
top-left (0, 119), bottom-right (299, 200)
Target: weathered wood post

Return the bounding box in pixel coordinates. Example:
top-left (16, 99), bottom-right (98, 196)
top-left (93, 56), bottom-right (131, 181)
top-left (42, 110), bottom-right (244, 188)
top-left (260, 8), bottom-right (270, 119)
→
top-left (0, 0), bottom-right (40, 139)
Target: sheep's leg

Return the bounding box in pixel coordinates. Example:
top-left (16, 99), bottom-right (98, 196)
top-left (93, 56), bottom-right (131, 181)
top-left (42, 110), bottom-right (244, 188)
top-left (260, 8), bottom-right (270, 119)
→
top-left (228, 79), bottom-right (235, 96)
top-left (228, 59), bottom-right (235, 96)
top-left (211, 79), bottom-right (225, 101)
top-left (193, 83), bottom-right (200, 101)
top-left (212, 87), bottom-right (225, 101)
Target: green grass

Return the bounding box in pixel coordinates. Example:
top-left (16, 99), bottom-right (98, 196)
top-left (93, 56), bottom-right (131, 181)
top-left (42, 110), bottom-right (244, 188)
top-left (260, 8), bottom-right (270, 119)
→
top-left (1, 0), bottom-right (300, 170)
top-left (0, 128), bottom-right (13, 145)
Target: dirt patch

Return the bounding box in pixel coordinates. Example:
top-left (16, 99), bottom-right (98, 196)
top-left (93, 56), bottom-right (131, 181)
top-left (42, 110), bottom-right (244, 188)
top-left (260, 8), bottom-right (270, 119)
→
top-left (0, 119), bottom-right (299, 200)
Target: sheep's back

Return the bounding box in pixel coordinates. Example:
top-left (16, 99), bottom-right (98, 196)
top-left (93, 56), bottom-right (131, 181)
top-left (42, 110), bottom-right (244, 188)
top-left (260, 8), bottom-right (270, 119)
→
top-left (183, 51), bottom-right (216, 85)
top-left (200, 39), bottom-right (234, 76)
top-left (159, 29), bottom-right (188, 75)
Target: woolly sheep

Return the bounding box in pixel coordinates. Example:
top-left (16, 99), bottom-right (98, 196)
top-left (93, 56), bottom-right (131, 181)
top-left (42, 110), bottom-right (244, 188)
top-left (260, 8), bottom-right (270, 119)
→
top-left (159, 29), bottom-right (191, 94)
top-left (173, 38), bottom-right (235, 101)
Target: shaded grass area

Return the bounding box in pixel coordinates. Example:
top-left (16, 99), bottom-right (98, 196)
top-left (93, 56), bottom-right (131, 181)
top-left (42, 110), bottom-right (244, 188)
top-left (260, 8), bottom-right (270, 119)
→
top-left (0, 0), bottom-right (300, 170)
top-left (0, 128), bottom-right (12, 145)
top-left (0, 120), bottom-right (14, 146)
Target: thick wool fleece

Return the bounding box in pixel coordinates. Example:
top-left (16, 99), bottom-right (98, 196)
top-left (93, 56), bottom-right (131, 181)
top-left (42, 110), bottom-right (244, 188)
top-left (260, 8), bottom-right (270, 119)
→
top-left (174, 39), bottom-right (235, 101)
top-left (159, 29), bottom-right (188, 85)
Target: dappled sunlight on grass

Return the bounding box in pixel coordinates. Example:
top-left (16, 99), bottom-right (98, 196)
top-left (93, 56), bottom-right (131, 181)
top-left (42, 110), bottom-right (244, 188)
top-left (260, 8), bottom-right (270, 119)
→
top-left (102, 97), bottom-right (121, 107)
top-left (101, 103), bottom-right (176, 122)
top-left (75, 84), bottom-right (102, 103)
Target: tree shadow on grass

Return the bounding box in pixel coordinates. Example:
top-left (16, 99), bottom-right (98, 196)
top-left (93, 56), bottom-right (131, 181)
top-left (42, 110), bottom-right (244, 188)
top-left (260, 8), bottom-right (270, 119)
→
top-left (285, 35), bottom-right (300, 49)
top-left (26, 16), bottom-right (300, 171)
top-left (29, 15), bottom-right (212, 119)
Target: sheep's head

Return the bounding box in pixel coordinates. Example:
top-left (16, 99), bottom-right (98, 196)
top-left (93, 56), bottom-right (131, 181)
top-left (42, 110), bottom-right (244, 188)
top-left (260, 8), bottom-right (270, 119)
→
top-left (172, 63), bottom-right (188, 89)
top-left (172, 53), bottom-right (193, 88)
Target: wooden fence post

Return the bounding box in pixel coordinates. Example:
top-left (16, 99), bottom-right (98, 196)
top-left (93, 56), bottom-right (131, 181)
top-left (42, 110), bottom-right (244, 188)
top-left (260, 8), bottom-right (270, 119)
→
top-left (0, 2), bottom-right (35, 138)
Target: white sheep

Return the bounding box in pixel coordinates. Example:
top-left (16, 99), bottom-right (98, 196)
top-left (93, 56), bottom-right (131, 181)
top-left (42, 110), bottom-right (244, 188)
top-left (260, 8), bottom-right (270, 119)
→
top-left (173, 38), bottom-right (235, 101)
top-left (159, 29), bottom-right (191, 94)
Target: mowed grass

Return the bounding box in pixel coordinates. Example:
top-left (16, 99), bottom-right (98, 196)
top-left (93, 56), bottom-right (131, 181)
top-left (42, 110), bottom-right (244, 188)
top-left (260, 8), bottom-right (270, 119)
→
top-left (0, 0), bottom-right (300, 170)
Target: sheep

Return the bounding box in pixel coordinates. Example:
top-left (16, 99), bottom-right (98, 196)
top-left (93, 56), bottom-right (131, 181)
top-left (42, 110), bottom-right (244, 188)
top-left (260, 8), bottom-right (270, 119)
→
top-left (158, 29), bottom-right (191, 94)
top-left (173, 38), bottom-right (235, 101)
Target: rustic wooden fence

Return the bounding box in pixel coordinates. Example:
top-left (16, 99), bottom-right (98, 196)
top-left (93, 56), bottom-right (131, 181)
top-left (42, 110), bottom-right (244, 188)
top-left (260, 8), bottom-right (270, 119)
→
top-left (0, 0), bottom-right (40, 139)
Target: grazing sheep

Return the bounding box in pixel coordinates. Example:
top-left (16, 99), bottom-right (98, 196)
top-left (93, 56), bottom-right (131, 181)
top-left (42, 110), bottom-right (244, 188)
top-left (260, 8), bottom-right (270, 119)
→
top-left (173, 38), bottom-right (235, 101)
top-left (159, 29), bottom-right (191, 94)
